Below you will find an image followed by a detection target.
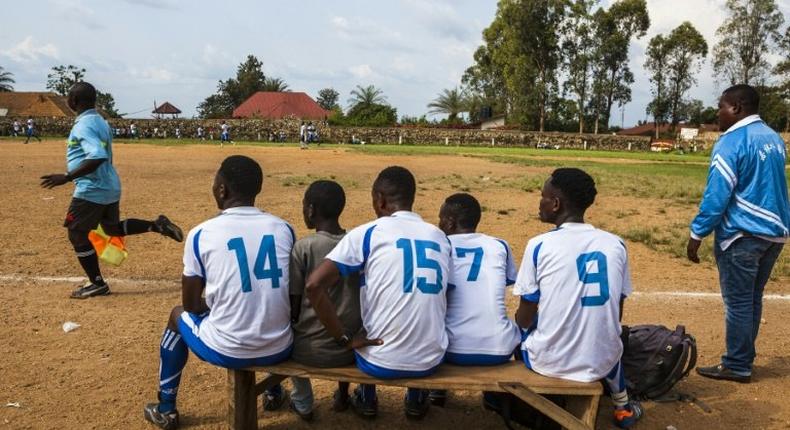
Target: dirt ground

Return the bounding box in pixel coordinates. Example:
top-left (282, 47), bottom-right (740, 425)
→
top-left (1, 140), bottom-right (789, 430)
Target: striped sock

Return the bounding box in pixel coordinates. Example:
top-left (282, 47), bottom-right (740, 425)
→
top-left (605, 360), bottom-right (629, 408)
top-left (158, 328), bottom-right (188, 412)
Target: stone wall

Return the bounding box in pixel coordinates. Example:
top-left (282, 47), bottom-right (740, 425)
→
top-left (694, 131), bottom-right (790, 149)
top-left (0, 116), bottom-right (651, 151)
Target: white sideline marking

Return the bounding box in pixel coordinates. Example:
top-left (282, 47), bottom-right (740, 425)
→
top-left (1, 274), bottom-right (790, 301)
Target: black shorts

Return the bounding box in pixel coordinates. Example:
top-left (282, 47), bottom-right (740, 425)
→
top-left (63, 198), bottom-right (120, 232)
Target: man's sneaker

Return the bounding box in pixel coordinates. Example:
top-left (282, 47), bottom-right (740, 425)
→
top-left (263, 389), bottom-right (287, 411)
top-left (332, 388), bottom-right (350, 412)
top-left (349, 386), bottom-right (378, 419)
top-left (404, 389), bottom-right (430, 421)
top-left (696, 363), bottom-right (751, 383)
top-left (289, 401), bottom-right (314, 422)
top-left (70, 282), bottom-right (110, 299)
top-left (428, 389), bottom-right (447, 407)
top-left (613, 401), bottom-right (643, 429)
top-left (154, 215), bottom-right (184, 242)
top-left (143, 403), bottom-right (179, 430)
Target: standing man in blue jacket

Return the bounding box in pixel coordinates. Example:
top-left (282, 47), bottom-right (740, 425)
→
top-left (688, 84), bottom-right (790, 383)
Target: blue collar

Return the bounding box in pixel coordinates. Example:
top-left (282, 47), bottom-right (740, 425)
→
top-left (75, 108), bottom-right (99, 123)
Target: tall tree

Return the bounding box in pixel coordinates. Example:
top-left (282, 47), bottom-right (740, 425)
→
top-left (561, 0), bottom-right (598, 133)
top-left (0, 66), bottom-right (14, 92)
top-left (645, 34), bottom-right (672, 138)
top-left (347, 85), bottom-right (387, 109)
top-left (712, 0), bottom-right (784, 85)
top-left (46, 65), bottom-right (86, 96)
top-left (261, 77), bottom-right (289, 92)
top-left (775, 26), bottom-right (790, 131)
top-left (427, 88), bottom-right (468, 122)
top-left (96, 92), bottom-right (121, 118)
top-left (665, 22), bottom-right (708, 129)
top-left (316, 88), bottom-right (340, 111)
top-left (588, 0), bottom-right (650, 133)
top-left (462, 22), bottom-right (509, 122)
top-left (198, 55), bottom-right (268, 118)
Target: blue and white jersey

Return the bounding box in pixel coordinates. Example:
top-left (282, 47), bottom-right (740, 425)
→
top-left (183, 207), bottom-right (295, 359)
top-left (513, 223), bottom-right (631, 382)
top-left (690, 115), bottom-right (790, 250)
top-left (445, 233), bottom-right (521, 356)
top-left (326, 211), bottom-right (450, 372)
top-left (66, 109), bottom-right (121, 204)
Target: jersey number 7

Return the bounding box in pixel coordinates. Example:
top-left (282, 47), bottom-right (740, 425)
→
top-left (227, 235), bottom-right (283, 292)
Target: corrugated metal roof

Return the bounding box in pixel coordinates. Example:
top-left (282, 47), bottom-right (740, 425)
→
top-left (232, 92), bottom-right (330, 120)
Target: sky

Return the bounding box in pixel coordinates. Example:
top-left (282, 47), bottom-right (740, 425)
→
top-left (1, 0), bottom-right (788, 126)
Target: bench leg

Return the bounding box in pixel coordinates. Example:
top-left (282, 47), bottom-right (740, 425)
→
top-left (565, 394), bottom-right (600, 428)
top-left (227, 369), bottom-right (257, 430)
top-left (499, 383), bottom-right (592, 430)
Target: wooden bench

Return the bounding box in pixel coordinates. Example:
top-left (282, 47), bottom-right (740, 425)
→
top-left (227, 361), bottom-right (603, 430)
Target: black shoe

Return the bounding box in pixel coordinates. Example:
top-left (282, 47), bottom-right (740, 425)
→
top-left (263, 389), bottom-right (287, 411)
top-left (428, 389), bottom-right (447, 407)
top-left (333, 388), bottom-right (350, 412)
top-left (404, 390), bottom-right (430, 421)
top-left (350, 387), bottom-right (378, 419)
top-left (143, 403), bottom-right (179, 430)
top-left (70, 282), bottom-right (110, 299)
top-left (155, 215), bottom-right (184, 242)
top-left (289, 401), bottom-right (314, 422)
top-left (696, 363), bottom-right (751, 383)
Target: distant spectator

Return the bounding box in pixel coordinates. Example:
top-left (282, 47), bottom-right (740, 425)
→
top-left (175, 127), bottom-right (182, 140)
top-left (12, 119), bottom-right (21, 137)
top-left (130, 122), bottom-right (138, 139)
top-left (196, 126), bottom-right (205, 140)
top-left (24, 116), bottom-right (42, 144)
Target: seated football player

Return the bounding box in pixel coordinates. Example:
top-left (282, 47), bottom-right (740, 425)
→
top-left (513, 168), bottom-right (643, 429)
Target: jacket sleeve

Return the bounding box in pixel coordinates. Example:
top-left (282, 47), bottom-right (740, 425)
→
top-left (690, 136), bottom-right (740, 239)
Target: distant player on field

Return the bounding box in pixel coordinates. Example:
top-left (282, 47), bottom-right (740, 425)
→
top-left (219, 120), bottom-right (231, 147)
top-left (513, 168), bottom-right (642, 429)
top-left (40, 82), bottom-right (184, 299)
top-left (306, 166), bottom-right (450, 420)
top-left (143, 155), bottom-right (295, 429)
top-left (299, 121), bottom-right (307, 149)
top-left (285, 180), bottom-right (362, 421)
top-left (24, 116), bottom-right (41, 144)
top-left (428, 193), bottom-right (521, 407)
top-left (12, 119), bottom-right (21, 137)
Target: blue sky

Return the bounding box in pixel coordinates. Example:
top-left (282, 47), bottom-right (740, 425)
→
top-left (1, 0), bottom-right (788, 126)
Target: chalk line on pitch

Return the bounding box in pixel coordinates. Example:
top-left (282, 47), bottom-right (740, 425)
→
top-left (2, 274), bottom-right (790, 301)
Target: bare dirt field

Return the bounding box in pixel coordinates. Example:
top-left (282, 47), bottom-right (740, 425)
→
top-left (1, 140), bottom-right (789, 430)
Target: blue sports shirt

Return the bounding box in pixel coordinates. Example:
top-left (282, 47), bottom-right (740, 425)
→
top-left (66, 109), bottom-right (121, 204)
top-left (690, 115), bottom-right (790, 250)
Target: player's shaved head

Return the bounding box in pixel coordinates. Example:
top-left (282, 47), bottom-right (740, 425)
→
top-left (722, 84), bottom-right (760, 114)
top-left (304, 180), bottom-right (345, 220)
top-left (442, 193), bottom-right (481, 230)
top-left (549, 168), bottom-right (597, 213)
top-left (373, 166), bottom-right (416, 208)
top-left (218, 155), bottom-right (263, 199)
top-left (68, 81), bottom-right (97, 110)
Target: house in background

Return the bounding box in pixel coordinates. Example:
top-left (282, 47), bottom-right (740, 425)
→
top-left (0, 92), bottom-right (74, 118)
top-left (232, 92), bottom-right (330, 120)
top-left (152, 101), bottom-right (182, 119)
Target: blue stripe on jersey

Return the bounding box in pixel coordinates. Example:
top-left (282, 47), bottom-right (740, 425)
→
top-left (532, 242), bottom-right (543, 268)
top-left (285, 223), bottom-right (296, 245)
top-left (495, 238), bottom-right (516, 284)
top-left (447, 283), bottom-right (457, 291)
top-left (521, 291), bottom-right (540, 303)
top-left (361, 224), bottom-right (376, 267)
top-left (193, 229), bottom-right (206, 280)
top-left (334, 261), bottom-right (363, 276)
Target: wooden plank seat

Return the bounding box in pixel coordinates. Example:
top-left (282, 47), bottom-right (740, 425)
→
top-left (227, 360), bottom-right (602, 430)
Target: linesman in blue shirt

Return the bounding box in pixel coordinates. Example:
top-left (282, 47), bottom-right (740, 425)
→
top-left (687, 84), bottom-right (790, 383)
top-left (40, 82), bottom-right (185, 299)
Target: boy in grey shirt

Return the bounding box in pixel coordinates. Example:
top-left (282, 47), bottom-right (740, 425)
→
top-left (288, 180), bottom-right (361, 420)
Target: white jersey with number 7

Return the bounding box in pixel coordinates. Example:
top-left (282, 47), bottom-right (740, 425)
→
top-left (513, 222), bottom-right (632, 382)
top-left (326, 211), bottom-right (451, 372)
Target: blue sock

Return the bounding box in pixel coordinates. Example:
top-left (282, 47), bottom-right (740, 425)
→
top-left (359, 384), bottom-right (377, 404)
top-left (406, 388), bottom-right (425, 403)
top-left (158, 328), bottom-right (188, 412)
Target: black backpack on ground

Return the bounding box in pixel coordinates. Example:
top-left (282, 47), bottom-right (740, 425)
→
top-left (621, 324), bottom-right (697, 400)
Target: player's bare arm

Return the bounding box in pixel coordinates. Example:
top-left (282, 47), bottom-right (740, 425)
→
top-left (181, 275), bottom-right (208, 314)
top-left (515, 299), bottom-right (538, 329)
top-left (40, 157), bottom-right (106, 188)
top-left (305, 259), bottom-right (382, 350)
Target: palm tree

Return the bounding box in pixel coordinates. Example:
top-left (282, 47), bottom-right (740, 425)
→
top-left (427, 87), bottom-right (468, 121)
top-left (0, 66), bottom-right (15, 92)
top-left (348, 85), bottom-right (387, 109)
top-left (262, 77), bottom-right (289, 92)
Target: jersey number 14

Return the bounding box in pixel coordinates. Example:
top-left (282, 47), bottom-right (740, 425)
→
top-left (227, 235), bottom-right (283, 292)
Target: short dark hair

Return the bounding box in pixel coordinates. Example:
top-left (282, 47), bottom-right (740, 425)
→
top-left (373, 166), bottom-right (416, 207)
top-left (549, 168), bottom-right (597, 212)
top-left (443, 193), bottom-right (481, 230)
top-left (304, 180), bottom-right (345, 219)
top-left (69, 82), bottom-right (97, 107)
top-left (218, 155), bottom-right (263, 198)
top-left (722, 84), bottom-right (760, 113)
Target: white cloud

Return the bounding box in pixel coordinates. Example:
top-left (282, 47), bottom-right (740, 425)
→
top-left (51, 0), bottom-right (105, 30)
top-left (122, 0), bottom-right (178, 9)
top-left (130, 67), bottom-right (177, 82)
top-left (349, 64), bottom-right (374, 79)
top-left (329, 15), bottom-right (413, 52)
top-left (0, 36), bottom-right (59, 63)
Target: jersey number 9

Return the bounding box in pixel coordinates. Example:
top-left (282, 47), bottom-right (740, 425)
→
top-left (576, 251), bottom-right (609, 307)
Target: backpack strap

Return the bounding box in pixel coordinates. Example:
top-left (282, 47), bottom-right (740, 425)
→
top-left (645, 326), bottom-right (697, 399)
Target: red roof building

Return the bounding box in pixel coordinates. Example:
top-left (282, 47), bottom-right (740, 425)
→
top-left (232, 92), bottom-right (330, 120)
